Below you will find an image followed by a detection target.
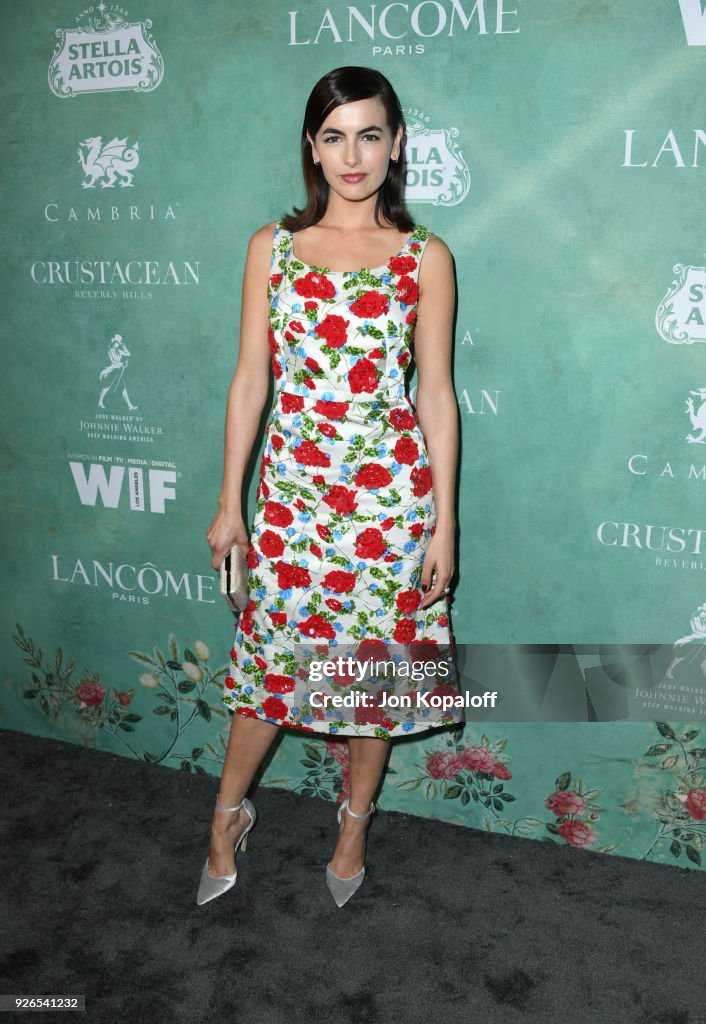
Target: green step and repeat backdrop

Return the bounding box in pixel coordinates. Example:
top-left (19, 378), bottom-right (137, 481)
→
top-left (3, 1), bottom-right (706, 869)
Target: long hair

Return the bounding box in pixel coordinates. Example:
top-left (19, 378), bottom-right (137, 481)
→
top-left (281, 66), bottom-right (414, 233)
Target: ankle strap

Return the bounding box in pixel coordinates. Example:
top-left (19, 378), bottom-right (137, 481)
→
top-left (343, 799), bottom-right (375, 820)
top-left (216, 795), bottom-right (243, 812)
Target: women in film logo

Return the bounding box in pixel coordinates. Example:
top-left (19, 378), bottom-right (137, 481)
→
top-left (49, 4), bottom-right (164, 98)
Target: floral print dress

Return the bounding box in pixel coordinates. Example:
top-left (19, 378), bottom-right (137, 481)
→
top-left (222, 219), bottom-right (463, 739)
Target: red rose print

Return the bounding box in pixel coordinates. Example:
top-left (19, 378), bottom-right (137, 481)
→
top-left (389, 407), bottom-right (416, 431)
top-left (410, 465), bottom-right (433, 497)
top-left (393, 618), bottom-right (417, 643)
top-left (254, 656), bottom-right (267, 670)
top-left (316, 524), bottom-right (331, 540)
top-left (369, 347), bottom-right (384, 360)
top-left (298, 614), bottom-right (337, 639)
top-left (394, 437), bottom-right (419, 466)
top-left (461, 745), bottom-right (497, 773)
top-left (492, 764), bottom-right (512, 780)
top-left (77, 682), bottom-right (105, 706)
top-left (427, 752), bottom-right (465, 779)
top-left (685, 788), bottom-right (706, 819)
top-left (545, 791), bottom-right (587, 816)
top-left (270, 273), bottom-right (283, 288)
top-left (315, 314), bottom-right (350, 349)
top-left (272, 355), bottom-right (282, 379)
top-left (312, 474), bottom-right (326, 485)
top-left (355, 463), bottom-right (393, 490)
top-left (325, 598), bottom-right (343, 612)
top-left (380, 516), bottom-right (395, 530)
top-left (281, 392), bottom-right (304, 414)
top-left (262, 696), bottom-right (288, 720)
top-left (117, 692), bottom-right (130, 705)
top-left (294, 272), bottom-right (336, 300)
top-left (396, 275), bottom-right (419, 306)
top-left (305, 356), bottom-right (320, 373)
top-left (313, 400), bottom-right (349, 420)
top-left (267, 326), bottom-right (278, 356)
top-left (264, 501), bottom-right (294, 527)
top-left (264, 673), bottom-right (296, 693)
top-left (349, 290), bottom-right (389, 319)
top-left (294, 440), bottom-right (331, 467)
top-left (396, 589), bottom-right (421, 614)
top-left (224, 675), bottom-right (235, 690)
top-left (271, 434), bottom-right (284, 451)
top-left (236, 707), bottom-right (258, 719)
top-left (348, 357), bottom-right (379, 394)
top-left (289, 319), bottom-right (305, 334)
top-left (322, 569), bottom-right (357, 593)
top-left (318, 422), bottom-right (337, 439)
top-left (323, 485), bottom-right (358, 516)
top-left (558, 820), bottom-right (597, 847)
top-left (259, 530), bottom-right (285, 558)
top-left (309, 542), bottom-right (323, 557)
top-left (355, 528), bottom-right (386, 560)
top-left (406, 309), bottom-right (416, 325)
top-left (388, 254), bottom-right (418, 275)
top-left (274, 561), bottom-right (312, 589)
top-left (247, 544), bottom-right (259, 568)
top-left (270, 611), bottom-right (288, 626)
top-left (409, 523), bottom-right (424, 538)
top-left (304, 300), bottom-right (317, 312)
top-left (294, 498), bottom-right (306, 511)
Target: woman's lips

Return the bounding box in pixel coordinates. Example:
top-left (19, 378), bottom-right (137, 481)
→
top-left (341, 173), bottom-right (366, 183)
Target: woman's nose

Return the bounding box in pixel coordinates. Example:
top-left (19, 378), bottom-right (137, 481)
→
top-left (343, 142), bottom-right (360, 166)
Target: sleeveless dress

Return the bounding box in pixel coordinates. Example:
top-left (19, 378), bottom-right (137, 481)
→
top-left (222, 219), bottom-right (464, 739)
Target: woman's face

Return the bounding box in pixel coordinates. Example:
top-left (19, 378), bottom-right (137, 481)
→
top-left (307, 95), bottom-right (403, 205)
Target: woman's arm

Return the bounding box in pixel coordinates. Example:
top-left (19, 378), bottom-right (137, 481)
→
top-left (206, 221), bottom-right (276, 568)
top-left (413, 234), bottom-right (459, 605)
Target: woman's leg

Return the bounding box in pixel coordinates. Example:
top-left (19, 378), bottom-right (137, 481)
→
top-left (207, 713), bottom-right (279, 877)
top-left (328, 736), bottom-right (391, 878)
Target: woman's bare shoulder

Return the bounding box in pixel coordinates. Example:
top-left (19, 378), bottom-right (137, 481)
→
top-left (418, 232), bottom-right (454, 288)
top-left (247, 219), bottom-right (280, 255)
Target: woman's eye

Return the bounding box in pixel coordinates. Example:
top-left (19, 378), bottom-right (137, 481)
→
top-left (363, 135), bottom-right (381, 142)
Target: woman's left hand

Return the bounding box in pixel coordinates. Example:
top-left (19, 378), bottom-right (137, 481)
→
top-left (419, 526), bottom-right (455, 609)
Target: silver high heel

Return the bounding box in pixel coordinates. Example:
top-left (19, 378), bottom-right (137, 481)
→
top-left (196, 795), bottom-right (256, 906)
top-left (325, 798), bottom-right (376, 908)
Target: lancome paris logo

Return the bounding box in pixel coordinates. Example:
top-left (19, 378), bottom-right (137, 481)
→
top-left (288, 0), bottom-right (521, 56)
top-left (404, 108), bottom-right (470, 206)
top-left (49, 4), bottom-right (164, 97)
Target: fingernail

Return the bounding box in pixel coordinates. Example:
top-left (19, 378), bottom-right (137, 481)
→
top-left (422, 584), bottom-right (428, 592)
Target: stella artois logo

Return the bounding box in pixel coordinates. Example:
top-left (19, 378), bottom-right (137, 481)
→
top-left (404, 110), bottom-right (470, 207)
top-left (49, 4), bottom-right (164, 98)
top-left (656, 261), bottom-right (706, 344)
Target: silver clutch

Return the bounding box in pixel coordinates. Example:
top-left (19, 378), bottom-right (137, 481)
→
top-left (219, 544), bottom-right (250, 614)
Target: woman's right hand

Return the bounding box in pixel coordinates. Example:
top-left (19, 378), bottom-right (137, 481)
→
top-left (206, 504), bottom-right (250, 571)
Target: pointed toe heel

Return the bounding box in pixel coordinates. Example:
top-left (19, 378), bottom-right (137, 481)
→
top-left (196, 795), bottom-right (256, 906)
top-left (325, 798), bottom-right (375, 908)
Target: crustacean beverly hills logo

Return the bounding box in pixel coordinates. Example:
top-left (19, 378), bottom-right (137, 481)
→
top-left (656, 260), bottom-right (706, 344)
top-left (49, 4), bottom-right (164, 98)
top-left (404, 108), bottom-right (470, 206)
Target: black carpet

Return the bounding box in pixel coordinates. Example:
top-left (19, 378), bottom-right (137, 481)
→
top-left (1, 726), bottom-right (703, 1024)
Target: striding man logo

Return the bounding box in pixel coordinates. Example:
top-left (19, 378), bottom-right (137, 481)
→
top-left (98, 334), bottom-right (138, 411)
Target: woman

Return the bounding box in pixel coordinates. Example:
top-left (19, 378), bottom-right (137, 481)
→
top-left (199, 66), bottom-right (460, 908)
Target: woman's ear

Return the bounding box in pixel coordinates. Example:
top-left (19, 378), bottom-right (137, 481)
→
top-left (392, 125), bottom-right (404, 163)
top-left (306, 131), bottom-right (319, 165)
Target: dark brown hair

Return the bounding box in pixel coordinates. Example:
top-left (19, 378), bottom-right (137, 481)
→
top-left (281, 66), bottom-right (414, 233)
